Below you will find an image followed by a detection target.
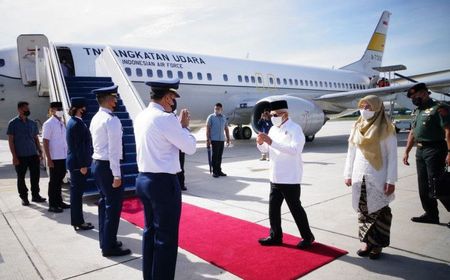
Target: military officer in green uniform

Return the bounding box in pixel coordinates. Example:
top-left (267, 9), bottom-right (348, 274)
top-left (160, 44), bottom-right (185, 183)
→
top-left (403, 83), bottom-right (450, 228)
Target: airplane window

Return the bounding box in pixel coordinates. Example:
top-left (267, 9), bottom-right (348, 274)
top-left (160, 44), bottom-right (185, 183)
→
top-left (363, 85), bottom-right (366, 89)
top-left (125, 67), bottom-right (132, 76)
top-left (346, 83), bottom-right (349, 88)
top-left (167, 70), bottom-right (173, 78)
top-left (305, 80), bottom-right (308, 86)
top-left (283, 78), bottom-right (287, 85)
top-left (289, 79), bottom-right (293, 85)
top-left (197, 72), bottom-right (203, 80)
top-left (276, 78), bottom-right (281, 85)
top-left (324, 82), bottom-right (328, 88)
top-left (187, 72), bottom-right (193, 80)
top-left (258, 77), bottom-right (263, 84)
top-left (314, 81), bottom-right (318, 87)
top-left (157, 69), bottom-right (163, 78)
top-left (244, 76), bottom-right (249, 83)
top-left (207, 73), bottom-right (212, 80)
top-left (223, 74), bottom-right (228, 81)
top-left (300, 80), bottom-right (304, 86)
top-left (334, 82), bottom-right (337, 88)
top-left (310, 80), bottom-right (313, 87)
top-left (294, 79), bottom-right (298, 86)
top-left (319, 81), bottom-right (323, 87)
top-left (269, 77), bottom-right (274, 85)
top-left (147, 69), bottom-right (153, 77)
top-left (0, 59), bottom-right (4, 67)
top-left (251, 76), bottom-right (255, 83)
top-left (178, 71), bottom-right (184, 79)
top-left (136, 68), bottom-right (143, 77)
top-left (238, 75), bottom-right (242, 82)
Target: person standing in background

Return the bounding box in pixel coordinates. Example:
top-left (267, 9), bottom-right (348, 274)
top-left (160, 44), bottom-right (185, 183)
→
top-left (206, 103), bottom-right (230, 178)
top-left (42, 101), bottom-right (69, 213)
top-left (7, 101), bottom-right (46, 206)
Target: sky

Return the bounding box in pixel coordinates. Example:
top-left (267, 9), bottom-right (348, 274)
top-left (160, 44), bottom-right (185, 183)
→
top-left (1, 0), bottom-right (449, 76)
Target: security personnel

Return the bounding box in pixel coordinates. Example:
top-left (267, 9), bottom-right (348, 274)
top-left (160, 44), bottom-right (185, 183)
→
top-left (403, 83), bottom-right (450, 227)
top-left (66, 97), bottom-right (94, 231)
top-left (90, 86), bottom-right (131, 257)
top-left (134, 79), bottom-right (196, 280)
top-left (42, 101), bottom-right (69, 213)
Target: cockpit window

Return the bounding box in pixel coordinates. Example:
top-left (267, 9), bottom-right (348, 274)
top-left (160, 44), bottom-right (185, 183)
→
top-left (0, 59), bottom-right (5, 67)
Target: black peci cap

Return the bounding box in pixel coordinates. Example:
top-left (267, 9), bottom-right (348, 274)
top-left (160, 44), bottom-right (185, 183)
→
top-left (50, 101), bottom-right (63, 108)
top-left (269, 100), bottom-right (288, 111)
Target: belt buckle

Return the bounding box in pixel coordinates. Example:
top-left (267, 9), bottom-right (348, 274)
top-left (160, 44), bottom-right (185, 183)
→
top-left (417, 142), bottom-right (423, 148)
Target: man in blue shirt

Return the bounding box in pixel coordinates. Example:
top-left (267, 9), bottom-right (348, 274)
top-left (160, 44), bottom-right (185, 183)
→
top-left (206, 103), bottom-right (230, 178)
top-left (7, 101), bottom-right (46, 206)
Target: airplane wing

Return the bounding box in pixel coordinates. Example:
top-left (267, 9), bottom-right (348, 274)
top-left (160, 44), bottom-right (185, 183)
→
top-left (392, 69), bottom-right (450, 83)
top-left (314, 77), bottom-right (450, 103)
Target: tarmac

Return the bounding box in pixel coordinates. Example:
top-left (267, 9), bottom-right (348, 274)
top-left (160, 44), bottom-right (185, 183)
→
top-left (0, 120), bottom-right (449, 280)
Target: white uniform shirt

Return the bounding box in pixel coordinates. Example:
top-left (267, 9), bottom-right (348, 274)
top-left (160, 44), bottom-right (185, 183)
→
top-left (134, 102), bottom-right (196, 174)
top-left (257, 119), bottom-right (305, 184)
top-left (90, 107), bottom-right (123, 177)
top-left (344, 134), bottom-right (397, 213)
top-left (42, 116), bottom-right (67, 160)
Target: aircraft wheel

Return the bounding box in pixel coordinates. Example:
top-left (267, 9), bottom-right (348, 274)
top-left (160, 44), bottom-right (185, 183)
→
top-left (305, 134), bottom-right (315, 142)
top-left (233, 127), bottom-right (242, 140)
top-left (242, 127), bottom-right (252, 139)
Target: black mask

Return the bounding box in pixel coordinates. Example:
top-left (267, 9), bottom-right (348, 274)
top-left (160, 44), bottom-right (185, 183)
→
top-left (23, 110), bottom-right (30, 117)
top-left (171, 99), bottom-right (177, 113)
top-left (412, 97), bottom-right (423, 107)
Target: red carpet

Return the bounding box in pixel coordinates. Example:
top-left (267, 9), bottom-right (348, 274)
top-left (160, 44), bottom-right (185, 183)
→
top-left (121, 197), bottom-right (347, 280)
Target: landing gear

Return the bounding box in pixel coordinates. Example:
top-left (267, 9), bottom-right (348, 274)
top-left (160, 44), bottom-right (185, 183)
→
top-left (305, 134), bottom-right (315, 142)
top-left (233, 126), bottom-right (252, 140)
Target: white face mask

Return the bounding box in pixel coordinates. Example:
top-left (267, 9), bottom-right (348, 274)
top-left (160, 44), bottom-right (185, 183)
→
top-left (55, 110), bottom-right (64, 118)
top-left (360, 109), bottom-right (375, 120)
top-left (271, 116), bottom-right (284, 127)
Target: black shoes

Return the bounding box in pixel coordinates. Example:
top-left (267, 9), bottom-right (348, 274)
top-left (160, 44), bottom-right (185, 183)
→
top-left (411, 214), bottom-right (439, 224)
top-left (48, 206), bottom-right (63, 213)
top-left (356, 244), bottom-right (373, 257)
top-left (368, 247), bottom-right (382, 260)
top-left (297, 235), bottom-right (315, 249)
top-left (73, 223), bottom-right (94, 231)
top-left (31, 196), bottom-right (46, 203)
top-left (212, 173), bottom-right (220, 178)
top-left (181, 185), bottom-right (187, 191)
top-left (102, 247), bottom-right (131, 257)
top-left (258, 236), bottom-right (282, 246)
top-left (60, 202), bottom-right (71, 209)
top-left (21, 198), bottom-right (30, 206)
top-left (218, 172), bottom-right (227, 176)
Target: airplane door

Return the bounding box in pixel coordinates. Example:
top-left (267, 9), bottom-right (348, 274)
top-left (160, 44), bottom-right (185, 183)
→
top-left (17, 34), bottom-right (49, 86)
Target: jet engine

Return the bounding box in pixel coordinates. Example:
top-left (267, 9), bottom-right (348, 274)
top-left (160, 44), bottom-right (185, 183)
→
top-left (251, 95), bottom-right (326, 142)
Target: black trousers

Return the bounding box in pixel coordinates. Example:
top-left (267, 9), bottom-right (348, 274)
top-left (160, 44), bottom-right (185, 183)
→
top-left (70, 169), bottom-right (88, 226)
top-left (268, 182), bottom-right (313, 240)
top-left (48, 159), bottom-right (67, 207)
top-left (177, 151), bottom-right (185, 187)
top-left (415, 141), bottom-right (447, 218)
top-left (211, 141), bottom-right (224, 175)
top-left (15, 155), bottom-right (41, 200)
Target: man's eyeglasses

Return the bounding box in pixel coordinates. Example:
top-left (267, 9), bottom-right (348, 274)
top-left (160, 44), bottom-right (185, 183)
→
top-left (270, 112), bottom-right (285, 117)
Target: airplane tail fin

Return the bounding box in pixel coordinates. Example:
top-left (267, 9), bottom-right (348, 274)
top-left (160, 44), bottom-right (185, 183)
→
top-left (340, 11), bottom-right (391, 77)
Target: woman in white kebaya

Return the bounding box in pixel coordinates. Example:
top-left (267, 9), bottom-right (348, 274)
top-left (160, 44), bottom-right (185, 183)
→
top-left (344, 95), bottom-right (397, 259)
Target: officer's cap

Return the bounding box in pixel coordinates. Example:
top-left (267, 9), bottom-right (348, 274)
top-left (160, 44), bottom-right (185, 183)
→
top-left (70, 97), bottom-right (86, 108)
top-left (407, 83), bottom-right (429, 98)
top-left (146, 79), bottom-right (180, 98)
top-left (50, 101), bottom-right (63, 108)
top-left (92, 85), bottom-right (118, 97)
top-left (270, 100), bottom-right (288, 111)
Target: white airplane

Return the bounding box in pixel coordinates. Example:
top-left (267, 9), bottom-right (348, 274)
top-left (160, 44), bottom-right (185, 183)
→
top-left (1, 10), bottom-right (450, 142)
